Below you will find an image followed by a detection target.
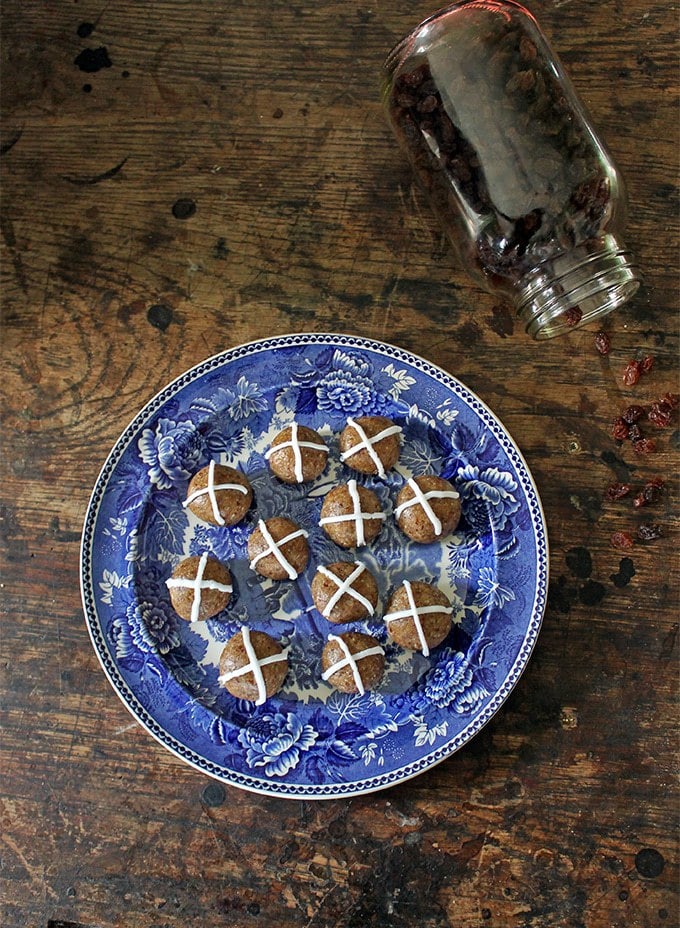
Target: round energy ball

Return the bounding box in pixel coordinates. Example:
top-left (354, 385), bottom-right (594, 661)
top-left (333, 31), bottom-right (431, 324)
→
top-left (248, 517), bottom-right (310, 580)
top-left (311, 561), bottom-right (379, 624)
top-left (184, 460), bottom-right (252, 527)
top-left (218, 628), bottom-right (288, 704)
top-left (383, 580), bottom-right (453, 656)
top-left (319, 480), bottom-right (385, 548)
top-left (266, 422), bottom-right (328, 484)
top-left (395, 475), bottom-right (461, 543)
top-left (321, 632), bottom-right (385, 695)
top-left (166, 553), bottom-right (233, 622)
top-left (339, 416), bottom-right (402, 477)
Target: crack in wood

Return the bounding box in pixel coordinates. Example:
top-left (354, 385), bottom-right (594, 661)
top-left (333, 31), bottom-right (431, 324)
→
top-left (61, 156), bottom-right (129, 187)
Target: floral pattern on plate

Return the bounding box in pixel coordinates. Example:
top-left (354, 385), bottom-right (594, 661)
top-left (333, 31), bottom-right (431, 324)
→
top-left (81, 334), bottom-right (548, 797)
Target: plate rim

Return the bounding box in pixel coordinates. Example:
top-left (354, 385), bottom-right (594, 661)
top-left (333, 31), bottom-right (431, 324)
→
top-left (80, 332), bottom-right (549, 798)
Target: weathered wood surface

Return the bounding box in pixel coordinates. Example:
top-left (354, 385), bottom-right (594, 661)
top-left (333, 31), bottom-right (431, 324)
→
top-left (1, 1), bottom-right (678, 926)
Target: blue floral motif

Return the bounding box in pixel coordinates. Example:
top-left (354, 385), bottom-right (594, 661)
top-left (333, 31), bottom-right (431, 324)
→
top-left (109, 564), bottom-right (184, 665)
top-left (415, 648), bottom-right (491, 715)
top-left (222, 375), bottom-right (268, 421)
top-left (400, 435), bottom-right (446, 476)
top-left (189, 522), bottom-right (250, 563)
top-left (138, 418), bottom-right (205, 490)
top-left (238, 711), bottom-right (318, 776)
top-left (377, 363), bottom-right (416, 400)
top-left (113, 460), bottom-right (151, 513)
top-left (299, 696), bottom-right (403, 781)
top-left (129, 600), bottom-right (180, 655)
top-left (287, 349), bottom-right (391, 420)
top-left (318, 370), bottom-right (372, 414)
top-left (140, 490), bottom-right (188, 557)
top-left (455, 464), bottom-right (520, 534)
top-left (287, 629), bottom-right (324, 694)
top-left (474, 566), bottom-right (516, 611)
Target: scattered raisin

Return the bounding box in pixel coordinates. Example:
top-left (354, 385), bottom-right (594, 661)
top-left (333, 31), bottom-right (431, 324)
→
top-left (637, 523), bottom-right (662, 541)
top-left (647, 477), bottom-right (665, 489)
top-left (622, 405), bottom-right (645, 424)
top-left (595, 331), bottom-right (611, 355)
top-left (606, 482), bottom-right (632, 501)
top-left (661, 392), bottom-right (679, 409)
top-left (632, 438), bottom-right (656, 454)
top-left (611, 531), bottom-right (634, 550)
top-left (563, 306), bottom-right (582, 327)
top-left (611, 417), bottom-right (629, 441)
top-left (633, 481), bottom-right (664, 508)
top-left (648, 403), bottom-right (672, 428)
top-left (640, 355), bottom-right (655, 373)
top-left (622, 360), bottom-right (642, 386)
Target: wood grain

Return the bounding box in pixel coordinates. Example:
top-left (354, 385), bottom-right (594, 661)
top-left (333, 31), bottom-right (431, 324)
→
top-left (1, 1), bottom-right (678, 926)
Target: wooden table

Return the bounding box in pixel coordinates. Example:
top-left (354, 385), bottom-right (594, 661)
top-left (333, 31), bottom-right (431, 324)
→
top-left (2, 2), bottom-right (677, 925)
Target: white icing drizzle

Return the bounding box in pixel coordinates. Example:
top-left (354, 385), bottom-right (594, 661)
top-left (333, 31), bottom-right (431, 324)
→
top-left (264, 422), bottom-right (328, 483)
top-left (340, 417), bottom-right (402, 478)
top-left (317, 562), bottom-right (375, 618)
top-left (321, 634), bottom-right (384, 697)
top-left (166, 551), bottom-right (232, 623)
top-left (394, 477), bottom-right (460, 536)
top-left (183, 459), bottom-right (249, 526)
top-left (383, 580), bottom-right (453, 657)
top-left (319, 479), bottom-right (385, 547)
top-left (250, 519), bottom-right (309, 579)
top-left (218, 626), bottom-right (288, 705)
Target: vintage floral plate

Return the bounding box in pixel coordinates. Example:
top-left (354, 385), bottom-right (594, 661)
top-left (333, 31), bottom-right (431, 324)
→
top-left (81, 334), bottom-right (547, 797)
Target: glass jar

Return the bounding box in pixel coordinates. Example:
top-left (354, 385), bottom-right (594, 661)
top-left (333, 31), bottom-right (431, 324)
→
top-left (383, 0), bottom-right (641, 339)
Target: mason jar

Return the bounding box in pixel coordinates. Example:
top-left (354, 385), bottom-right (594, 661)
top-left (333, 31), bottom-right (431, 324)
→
top-left (383, 0), bottom-right (641, 339)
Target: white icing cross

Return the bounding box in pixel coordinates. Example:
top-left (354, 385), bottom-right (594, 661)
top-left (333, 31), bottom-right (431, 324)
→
top-left (166, 551), bottom-right (232, 623)
top-left (183, 459), bottom-right (249, 526)
top-left (321, 634), bottom-right (384, 697)
top-left (340, 417), bottom-right (402, 478)
top-left (317, 562), bottom-right (375, 618)
top-left (218, 625), bottom-right (289, 706)
top-left (383, 580), bottom-right (453, 657)
top-left (394, 477), bottom-right (460, 537)
top-left (250, 519), bottom-right (309, 580)
top-left (264, 422), bottom-right (328, 483)
top-left (319, 479), bottom-right (385, 547)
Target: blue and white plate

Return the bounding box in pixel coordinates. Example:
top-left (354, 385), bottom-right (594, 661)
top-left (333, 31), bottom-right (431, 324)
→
top-left (81, 334), bottom-right (548, 798)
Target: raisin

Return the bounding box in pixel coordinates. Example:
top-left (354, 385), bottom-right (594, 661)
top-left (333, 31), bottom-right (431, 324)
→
top-left (611, 531), bottom-right (634, 550)
top-left (648, 403), bottom-right (672, 428)
top-left (661, 392), bottom-right (679, 409)
top-left (595, 331), bottom-right (611, 355)
top-left (642, 482), bottom-right (661, 502)
top-left (637, 523), bottom-right (662, 541)
top-left (606, 482), bottom-right (632, 500)
top-left (627, 424), bottom-right (643, 443)
top-left (396, 91), bottom-right (418, 108)
top-left (640, 355), bottom-right (655, 373)
top-left (398, 65), bottom-right (428, 89)
top-left (622, 360), bottom-right (642, 386)
top-left (632, 438), bottom-right (656, 454)
top-left (417, 94), bottom-right (439, 114)
top-left (611, 417), bottom-right (629, 440)
top-left (563, 306), bottom-right (582, 327)
top-left (633, 480), bottom-right (664, 508)
top-left (622, 405), bottom-right (645, 424)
